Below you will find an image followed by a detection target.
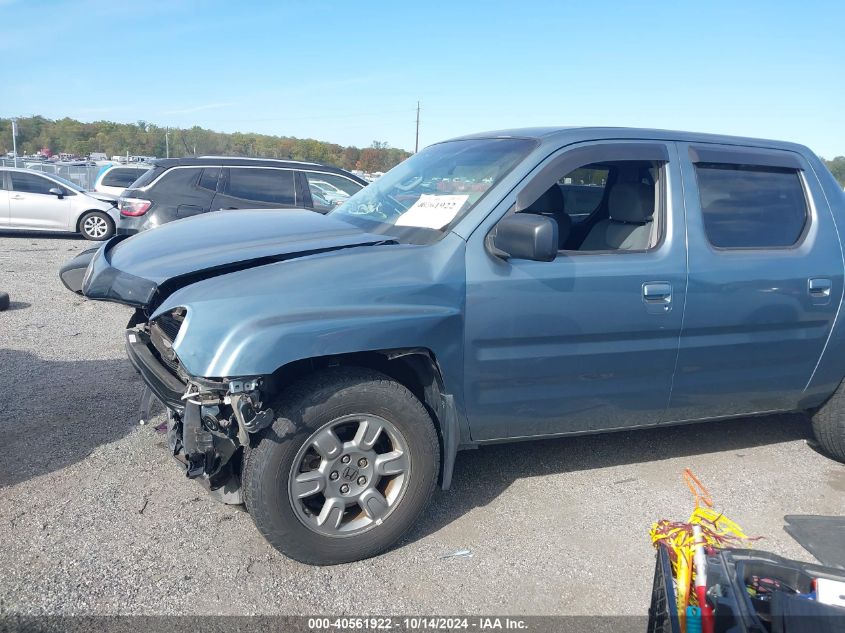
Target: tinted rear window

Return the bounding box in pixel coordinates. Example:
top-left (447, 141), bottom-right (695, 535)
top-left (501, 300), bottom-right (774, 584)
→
top-left (130, 167), bottom-right (164, 189)
top-left (153, 167), bottom-right (204, 194)
top-left (226, 168), bottom-right (296, 205)
top-left (695, 164), bottom-right (808, 248)
top-left (102, 168), bottom-right (147, 188)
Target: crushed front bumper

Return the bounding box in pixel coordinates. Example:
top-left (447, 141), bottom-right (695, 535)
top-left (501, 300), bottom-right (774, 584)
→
top-left (123, 324), bottom-right (273, 504)
top-left (125, 329), bottom-right (186, 413)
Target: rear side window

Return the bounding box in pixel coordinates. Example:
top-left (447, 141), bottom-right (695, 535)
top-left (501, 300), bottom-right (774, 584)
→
top-left (102, 168), bottom-right (146, 188)
top-left (153, 167), bottom-right (204, 194)
top-left (198, 167), bottom-right (220, 192)
top-left (130, 167), bottom-right (164, 189)
top-left (10, 172), bottom-right (55, 195)
top-left (695, 164), bottom-right (808, 248)
top-left (227, 168), bottom-right (296, 205)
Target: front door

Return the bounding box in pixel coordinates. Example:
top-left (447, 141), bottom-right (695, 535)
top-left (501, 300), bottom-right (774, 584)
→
top-left (0, 173), bottom-right (9, 226)
top-left (666, 143), bottom-right (843, 420)
top-left (463, 141), bottom-right (687, 441)
top-left (8, 171), bottom-right (71, 230)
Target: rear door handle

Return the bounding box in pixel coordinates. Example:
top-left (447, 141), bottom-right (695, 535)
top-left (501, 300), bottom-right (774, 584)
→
top-left (643, 282), bottom-right (672, 314)
top-left (809, 277), bottom-right (832, 304)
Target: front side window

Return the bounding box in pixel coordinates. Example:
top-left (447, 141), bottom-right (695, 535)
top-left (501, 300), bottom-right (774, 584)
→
top-left (227, 168), bottom-right (296, 205)
top-left (198, 167), bottom-right (220, 192)
top-left (559, 166), bottom-right (609, 220)
top-left (331, 138), bottom-right (535, 243)
top-left (695, 164), bottom-right (807, 248)
top-left (303, 171), bottom-right (363, 212)
top-left (518, 158), bottom-right (663, 253)
top-left (11, 172), bottom-right (56, 195)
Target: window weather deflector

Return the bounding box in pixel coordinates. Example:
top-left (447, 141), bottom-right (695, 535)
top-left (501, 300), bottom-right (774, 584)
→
top-left (688, 145), bottom-right (803, 170)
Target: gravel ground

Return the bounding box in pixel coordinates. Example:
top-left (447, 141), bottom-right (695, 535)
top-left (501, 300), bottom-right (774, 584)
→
top-left (1, 233), bottom-right (844, 617)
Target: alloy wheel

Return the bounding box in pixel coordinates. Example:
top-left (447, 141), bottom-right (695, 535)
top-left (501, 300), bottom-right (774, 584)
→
top-left (288, 413), bottom-right (411, 537)
top-left (82, 215), bottom-right (109, 239)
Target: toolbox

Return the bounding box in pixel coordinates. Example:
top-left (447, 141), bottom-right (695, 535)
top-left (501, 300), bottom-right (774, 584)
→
top-left (647, 547), bottom-right (845, 633)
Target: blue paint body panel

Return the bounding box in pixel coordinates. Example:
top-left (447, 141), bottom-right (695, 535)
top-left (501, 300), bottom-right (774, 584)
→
top-left (71, 127), bottom-right (845, 449)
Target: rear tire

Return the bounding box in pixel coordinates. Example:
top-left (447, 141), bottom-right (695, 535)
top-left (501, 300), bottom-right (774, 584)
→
top-left (243, 367), bottom-right (440, 565)
top-left (78, 211), bottom-right (114, 241)
top-left (811, 382), bottom-right (845, 463)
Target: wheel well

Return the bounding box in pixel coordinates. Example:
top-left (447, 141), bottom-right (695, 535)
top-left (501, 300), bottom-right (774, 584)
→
top-left (76, 209), bottom-right (113, 233)
top-left (268, 349), bottom-right (443, 415)
top-left (266, 349), bottom-right (448, 446)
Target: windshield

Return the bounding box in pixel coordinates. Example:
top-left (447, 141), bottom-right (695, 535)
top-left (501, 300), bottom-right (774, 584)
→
top-left (330, 138), bottom-right (535, 243)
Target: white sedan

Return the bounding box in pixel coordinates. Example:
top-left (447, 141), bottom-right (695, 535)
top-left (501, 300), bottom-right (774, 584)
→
top-left (0, 168), bottom-right (120, 240)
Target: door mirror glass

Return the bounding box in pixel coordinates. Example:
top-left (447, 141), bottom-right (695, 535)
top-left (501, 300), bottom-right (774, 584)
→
top-left (491, 214), bottom-right (558, 262)
top-left (48, 187), bottom-right (64, 197)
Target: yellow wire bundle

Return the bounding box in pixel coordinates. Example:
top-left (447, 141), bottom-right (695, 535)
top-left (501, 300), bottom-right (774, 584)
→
top-left (649, 470), bottom-right (760, 629)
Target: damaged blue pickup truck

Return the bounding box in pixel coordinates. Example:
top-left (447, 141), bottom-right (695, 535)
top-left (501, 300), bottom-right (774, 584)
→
top-left (60, 128), bottom-right (845, 564)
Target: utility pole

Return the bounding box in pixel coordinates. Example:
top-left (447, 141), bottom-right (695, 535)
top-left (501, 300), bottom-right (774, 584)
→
top-left (415, 101), bottom-right (420, 153)
top-left (165, 128), bottom-right (170, 159)
top-left (11, 118), bottom-right (18, 167)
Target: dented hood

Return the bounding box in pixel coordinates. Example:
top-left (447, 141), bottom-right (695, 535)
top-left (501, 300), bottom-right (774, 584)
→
top-left (59, 209), bottom-right (392, 310)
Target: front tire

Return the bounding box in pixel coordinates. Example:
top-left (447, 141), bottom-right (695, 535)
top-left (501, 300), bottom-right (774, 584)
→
top-left (243, 367), bottom-right (440, 565)
top-left (78, 211), bottom-right (115, 241)
top-left (812, 382), bottom-right (845, 463)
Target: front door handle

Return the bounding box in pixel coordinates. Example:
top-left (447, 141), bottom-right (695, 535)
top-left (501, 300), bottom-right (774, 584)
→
top-left (643, 282), bottom-right (672, 314)
top-left (10, 195), bottom-right (24, 200)
top-left (809, 277), bottom-right (832, 304)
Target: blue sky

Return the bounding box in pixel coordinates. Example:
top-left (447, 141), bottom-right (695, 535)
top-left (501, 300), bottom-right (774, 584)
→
top-left (2, 0), bottom-right (843, 157)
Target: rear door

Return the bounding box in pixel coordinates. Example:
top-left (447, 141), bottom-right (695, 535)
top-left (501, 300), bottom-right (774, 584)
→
top-left (155, 167), bottom-right (218, 220)
top-left (213, 167), bottom-right (297, 210)
top-left (667, 143), bottom-right (843, 421)
top-left (8, 171), bottom-right (72, 230)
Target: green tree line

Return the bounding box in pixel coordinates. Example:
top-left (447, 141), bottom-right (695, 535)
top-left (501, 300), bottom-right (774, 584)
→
top-left (2, 116), bottom-right (844, 186)
top-left (827, 157), bottom-right (845, 187)
top-left (0, 116), bottom-right (411, 173)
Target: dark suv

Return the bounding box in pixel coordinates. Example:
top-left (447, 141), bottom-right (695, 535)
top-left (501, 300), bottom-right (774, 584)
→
top-left (117, 157), bottom-right (367, 234)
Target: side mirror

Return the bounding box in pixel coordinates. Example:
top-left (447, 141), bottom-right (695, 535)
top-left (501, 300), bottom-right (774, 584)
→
top-left (48, 187), bottom-right (64, 198)
top-left (490, 214), bottom-right (558, 262)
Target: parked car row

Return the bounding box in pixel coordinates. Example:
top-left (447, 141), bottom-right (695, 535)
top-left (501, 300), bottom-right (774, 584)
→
top-left (0, 158), bottom-right (366, 240)
top-left (59, 126), bottom-right (845, 566)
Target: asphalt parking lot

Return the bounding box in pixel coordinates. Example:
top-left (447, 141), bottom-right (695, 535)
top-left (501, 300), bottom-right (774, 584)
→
top-left (1, 233), bottom-right (844, 618)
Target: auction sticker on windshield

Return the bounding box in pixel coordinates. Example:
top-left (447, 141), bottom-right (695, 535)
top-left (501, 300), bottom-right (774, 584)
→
top-left (395, 194), bottom-right (469, 229)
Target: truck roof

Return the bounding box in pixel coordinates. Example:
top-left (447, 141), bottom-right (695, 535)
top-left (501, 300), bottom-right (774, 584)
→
top-left (444, 126), bottom-right (811, 154)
